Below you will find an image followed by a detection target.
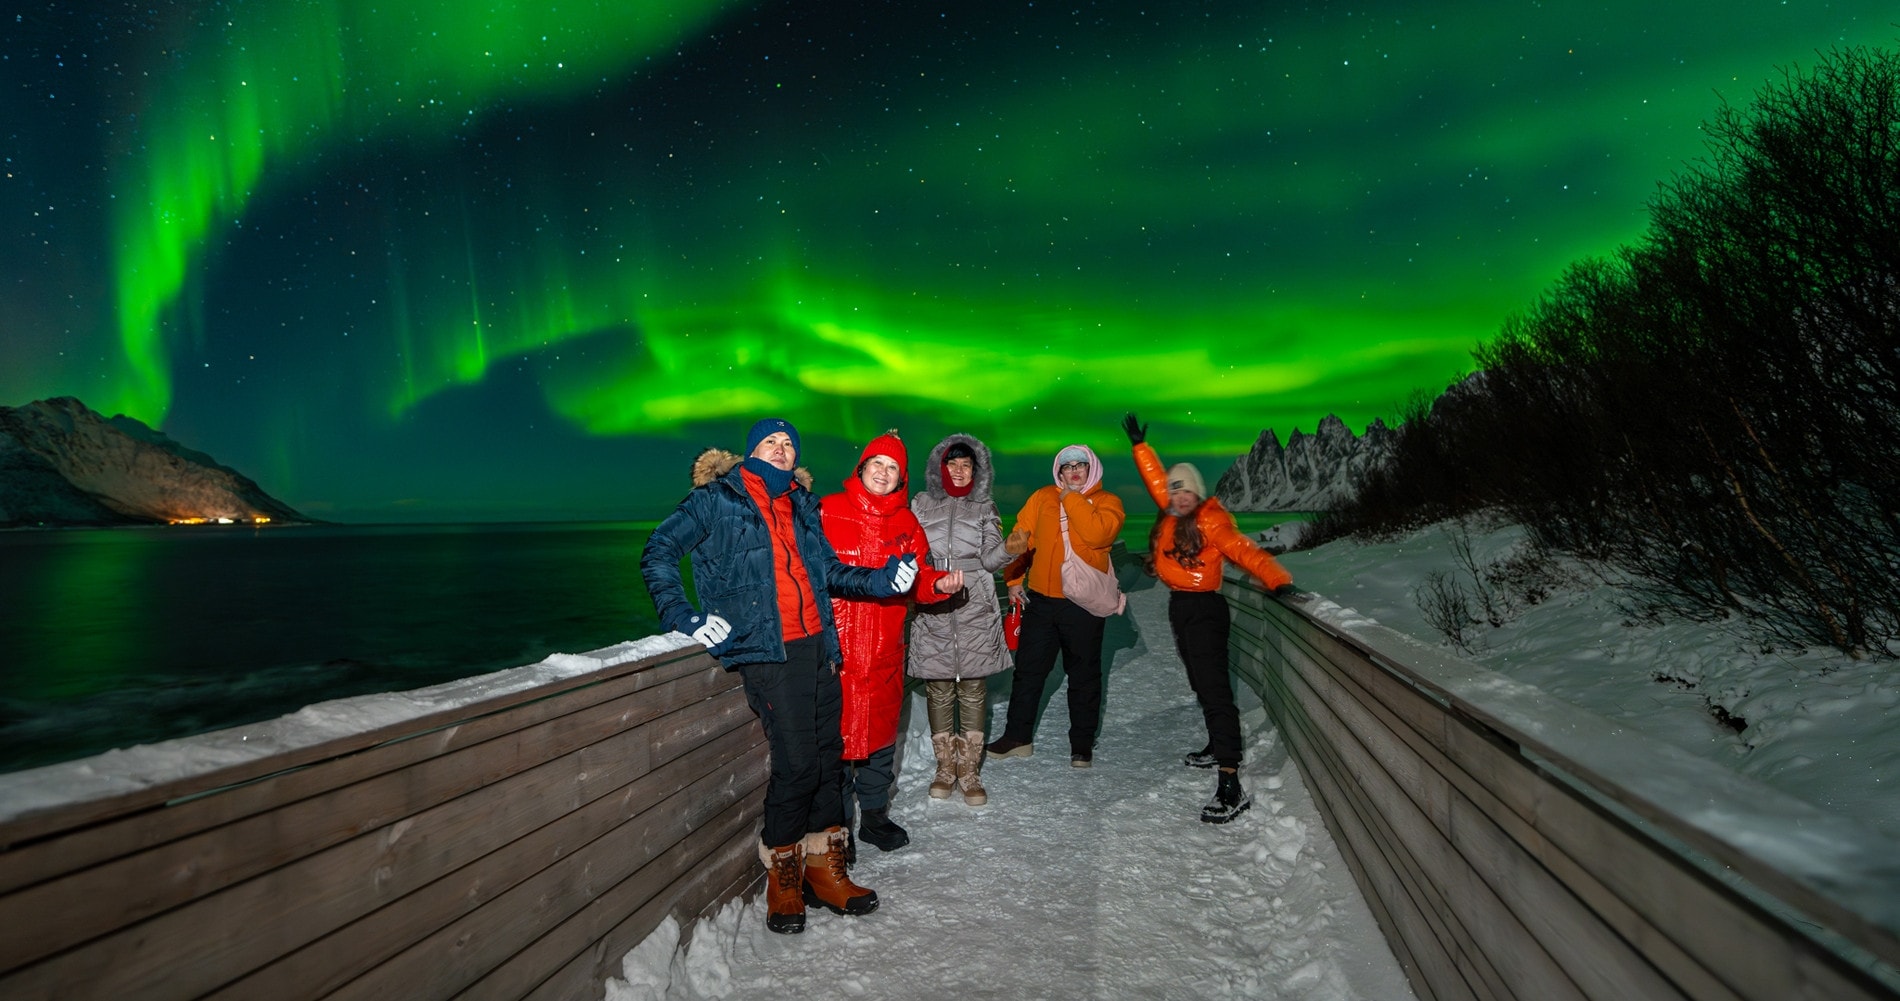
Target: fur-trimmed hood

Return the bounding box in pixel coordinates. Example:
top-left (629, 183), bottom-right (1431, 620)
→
top-left (921, 433), bottom-right (997, 503)
top-left (645, 444), bottom-right (898, 672)
top-left (691, 447), bottom-right (814, 491)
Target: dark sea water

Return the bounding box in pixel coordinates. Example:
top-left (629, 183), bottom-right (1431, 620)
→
top-left (0, 513), bottom-right (1305, 775)
top-left (0, 521), bottom-right (665, 774)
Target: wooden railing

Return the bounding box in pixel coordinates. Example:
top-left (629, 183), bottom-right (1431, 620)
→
top-left (1223, 571), bottom-right (1900, 1001)
top-left (15, 563), bottom-right (1897, 1001)
top-left (0, 637), bottom-right (763, 1000)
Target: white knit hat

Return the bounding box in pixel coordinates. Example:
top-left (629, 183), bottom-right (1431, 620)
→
top-left (1167, 462), bottom-right (1206, 499)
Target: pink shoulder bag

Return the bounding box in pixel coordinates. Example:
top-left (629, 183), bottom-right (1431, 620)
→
top-left (1059, 510), bottom-right (1126, 616)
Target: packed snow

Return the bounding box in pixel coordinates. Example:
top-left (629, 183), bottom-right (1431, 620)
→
top-left (604, 566), bottom-right (1417, 1001)
top-left (604, 516), bottom-right (1900, 1001)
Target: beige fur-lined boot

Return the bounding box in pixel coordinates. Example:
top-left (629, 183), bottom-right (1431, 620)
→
top-left (929, 732), bottom-right (957, 799)
top-left (956, 730), bottom-right (989, 807)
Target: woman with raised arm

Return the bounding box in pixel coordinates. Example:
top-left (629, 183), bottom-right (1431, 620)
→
top-left (1123, 412), bottom-right (1295, 823)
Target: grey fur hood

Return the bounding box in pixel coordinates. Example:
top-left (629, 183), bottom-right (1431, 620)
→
top-left (920, 433), bottom-right (997, 503)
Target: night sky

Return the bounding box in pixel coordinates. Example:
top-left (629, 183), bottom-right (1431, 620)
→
top-left (4, 2), bottom-right (1892, 521)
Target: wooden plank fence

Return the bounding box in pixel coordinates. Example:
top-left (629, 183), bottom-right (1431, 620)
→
top-left (1223, 570), bottom-right (1900, 1001)
top-left (0, 637), bottom-right (764, 1000)
top-left (11, 563), bottom-right (1899, 1001)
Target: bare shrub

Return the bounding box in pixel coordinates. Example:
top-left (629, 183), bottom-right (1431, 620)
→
top-left (1338, 45), bottom-right (1900, 658)
top-left (1414, 521), bottom-right (1578, 649)
top-left (1415, 570), bottom-right (1481, 652)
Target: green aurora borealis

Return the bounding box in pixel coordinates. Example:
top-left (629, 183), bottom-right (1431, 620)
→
top-left (5, 1), bottom-right (1895, 520)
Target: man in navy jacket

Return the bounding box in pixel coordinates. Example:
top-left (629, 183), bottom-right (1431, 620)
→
top-left (641, 417), bottom-right (915, 935)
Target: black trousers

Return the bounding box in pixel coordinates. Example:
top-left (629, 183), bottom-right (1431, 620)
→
top-left (737, 635), bottom-right (845, 846)
top-left (1169, 589), bottom-right (1243, 768)
top-left (841, 741), bottom-right (897, 816)
top-left (1000, 592), bottom-right (1106, 755)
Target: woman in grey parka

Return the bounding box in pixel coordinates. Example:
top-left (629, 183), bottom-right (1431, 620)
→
top-left (908, 434), bottom-right (1014, 806)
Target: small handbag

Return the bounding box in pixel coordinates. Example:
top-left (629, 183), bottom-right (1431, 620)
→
top-left (1003, 600), bottom-right (1023, 651)
top-left (1059, 510), bottom-right (1126, 617)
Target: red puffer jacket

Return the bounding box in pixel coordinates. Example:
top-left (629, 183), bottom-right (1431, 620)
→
top-left (822, 445), bottom-right (948, 758)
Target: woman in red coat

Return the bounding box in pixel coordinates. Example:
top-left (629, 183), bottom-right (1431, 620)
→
top-left (822, 431), bottom-right (964, 852)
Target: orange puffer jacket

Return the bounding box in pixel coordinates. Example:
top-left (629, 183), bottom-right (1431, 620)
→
top-left (1003, 484), bottom-right (1125, 598)
top-left (1134, 442), bottom-right (1292, 593)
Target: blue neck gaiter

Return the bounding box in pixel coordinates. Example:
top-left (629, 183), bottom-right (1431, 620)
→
top-left (743, 456), bottom-right (797, 496)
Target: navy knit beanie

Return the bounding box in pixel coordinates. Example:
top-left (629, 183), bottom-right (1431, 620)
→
top-left (745, 417), bottom-right (800, 458)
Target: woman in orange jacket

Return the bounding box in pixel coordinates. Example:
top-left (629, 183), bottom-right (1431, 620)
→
top-left (1124, 412), bottom-right (1294, 823)
top-left (985, 442), bottom-right (1125, 768)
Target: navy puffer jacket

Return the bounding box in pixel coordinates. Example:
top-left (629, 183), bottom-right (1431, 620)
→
top-left (641, 448), bottom-right (896, 668)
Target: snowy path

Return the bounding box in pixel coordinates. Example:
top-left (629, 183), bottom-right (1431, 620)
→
top-left (605, 579), bottom-right (1417, 1001)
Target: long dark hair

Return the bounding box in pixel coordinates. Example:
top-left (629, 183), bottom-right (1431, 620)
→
top-left (1144, 505), bottom-right (1206, 575)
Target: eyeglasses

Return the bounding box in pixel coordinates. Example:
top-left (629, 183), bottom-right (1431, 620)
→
top-left (1060, 461), bottom-right (1089, 471)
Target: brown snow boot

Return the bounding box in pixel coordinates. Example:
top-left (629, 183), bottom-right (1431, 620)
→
top-left (802, 826), bottom-right (879, 916)
top-left (929, 732), bottom-right (957, 799)
top-left (758, 841), bottom-right (806, 934)
top-left (956, 731), bottom-right (989, 806)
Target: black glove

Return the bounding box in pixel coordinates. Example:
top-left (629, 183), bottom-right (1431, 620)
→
top-left (1273, 583), bottom-right (1305, 600)
top-left (1121, 412), bottom-right (1147, 445)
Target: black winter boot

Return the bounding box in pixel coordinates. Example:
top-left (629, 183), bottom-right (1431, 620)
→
top-left (1183, 745), bottom-right (1217, 769)
top-left (985, 736), bottom-right (1033, 758)
top-left (858, 807), bottom-right (911, 851)
top-left (1200, 768), bottom-right (1252, 824)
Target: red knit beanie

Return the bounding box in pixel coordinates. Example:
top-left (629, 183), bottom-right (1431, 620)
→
top-left (856, 430), bottom-right (908, 487)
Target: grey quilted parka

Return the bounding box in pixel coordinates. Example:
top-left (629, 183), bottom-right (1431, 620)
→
top-left (907, 434), bottom-right (1015, 680)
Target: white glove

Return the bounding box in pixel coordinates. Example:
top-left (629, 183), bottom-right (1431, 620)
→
top-left (890, 556), bottom-right (918, 593)
top-left (690, 614), bottom-right (732, 649)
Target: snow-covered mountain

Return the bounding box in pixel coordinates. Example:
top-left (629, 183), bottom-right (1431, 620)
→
top-left (0, 397), bottom-right (307, 527)
top-left (1215, 413), bottom-right (1395, 512)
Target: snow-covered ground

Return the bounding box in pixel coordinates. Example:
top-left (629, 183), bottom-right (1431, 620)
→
top-left (605, 515), bottom-right (1900, 1001)
top-left (604, 569), bottom-right (1419, 1001)
top-left (1270, 517), bottom-right (1900, 843)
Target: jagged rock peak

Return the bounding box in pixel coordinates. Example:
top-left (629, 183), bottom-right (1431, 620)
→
top-left (0, 397), bottom-right (308, 527)
top-left (1214, 415), bottom-right (1395, 512)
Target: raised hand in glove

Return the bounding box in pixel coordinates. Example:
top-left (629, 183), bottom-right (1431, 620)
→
top-left (1121, 411), bottom-right (1148, 445)
top-left (688, 613), bottom-right (732, 649)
